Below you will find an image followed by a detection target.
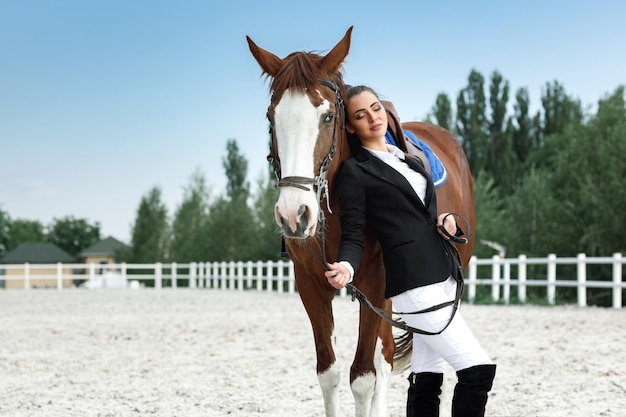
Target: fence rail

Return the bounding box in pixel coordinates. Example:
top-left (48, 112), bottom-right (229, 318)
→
top-left (1, 253), bottom-right (624, 308)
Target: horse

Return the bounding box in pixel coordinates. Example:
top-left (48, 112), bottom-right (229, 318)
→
top-left (247, 26), bottom-right (475, 417)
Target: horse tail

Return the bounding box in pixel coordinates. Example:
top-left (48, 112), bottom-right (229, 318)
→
top-left (392, 328), bottom-right (412, 374)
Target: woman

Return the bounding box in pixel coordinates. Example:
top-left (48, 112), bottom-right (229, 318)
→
top-left (325, 85), bottom-right (496, 417)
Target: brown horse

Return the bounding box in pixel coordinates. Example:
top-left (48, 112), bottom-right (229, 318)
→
top-left (247, 26), bottom-right (475, 417)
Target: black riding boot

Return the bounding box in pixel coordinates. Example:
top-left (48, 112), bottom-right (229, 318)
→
top-left (407, 372), bottom-right (444, 417)
top-left (451, 364), bottom-right (496, 417)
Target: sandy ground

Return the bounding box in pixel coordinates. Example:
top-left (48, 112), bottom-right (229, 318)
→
top-left (0, 289), bottom-right (624, 417)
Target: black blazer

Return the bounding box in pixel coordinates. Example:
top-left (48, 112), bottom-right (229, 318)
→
top-left (336, 146), bottom-right (452, 298)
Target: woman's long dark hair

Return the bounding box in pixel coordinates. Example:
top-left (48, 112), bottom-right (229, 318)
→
top-left (344, 85), bottom-right (381, 155)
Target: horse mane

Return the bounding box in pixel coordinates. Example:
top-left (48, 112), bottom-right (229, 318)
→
top-left (269, 51), bottom-right (347, 106)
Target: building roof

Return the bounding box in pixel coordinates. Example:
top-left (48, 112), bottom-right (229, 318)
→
top-left (79, 236), bottom-right (128, 258)
top-left (0, 242), bottom-right (76, 264)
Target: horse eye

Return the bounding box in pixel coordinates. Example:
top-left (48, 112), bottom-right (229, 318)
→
top-left (322, 113), bottom-right (334, 123)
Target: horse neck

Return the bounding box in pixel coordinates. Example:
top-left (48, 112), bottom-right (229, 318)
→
top-left (324, 131), bottom-right (349, 223)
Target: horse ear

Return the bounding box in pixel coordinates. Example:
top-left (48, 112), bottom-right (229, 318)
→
top-left (246, 35), bottom-right (284, 77)
top-left (320, 26), bottom-right (353, 73)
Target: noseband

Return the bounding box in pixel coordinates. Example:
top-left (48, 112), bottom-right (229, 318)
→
top-left (266, 79), bottom-right (344, 214)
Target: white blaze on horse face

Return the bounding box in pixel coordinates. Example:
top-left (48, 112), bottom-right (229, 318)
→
top-left (273, 89), bottom-right (330, 238)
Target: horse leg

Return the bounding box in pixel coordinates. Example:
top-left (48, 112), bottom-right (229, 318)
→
top-left (372, 308), bottom-right (396, 415)
top-left (349, 302), bottom-right (391, 417)
top-left (298, 288), bottom-right (341, 417)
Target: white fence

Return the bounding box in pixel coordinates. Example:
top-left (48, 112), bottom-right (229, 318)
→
top-left (0, 253), bottom-right (624, 308)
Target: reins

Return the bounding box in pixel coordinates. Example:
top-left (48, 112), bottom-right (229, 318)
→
top-left (269, 79), bottom-right (467, 336)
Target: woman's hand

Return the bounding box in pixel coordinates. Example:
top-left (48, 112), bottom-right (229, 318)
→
top-left (325, 262), bottom-right (351, 289)
top-left (437, 212), bottom-right (457, 240)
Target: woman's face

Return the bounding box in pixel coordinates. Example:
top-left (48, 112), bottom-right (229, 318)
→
top-left (346, 91), bottom-right (388, 146)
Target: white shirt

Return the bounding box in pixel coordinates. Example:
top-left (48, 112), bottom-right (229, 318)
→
top-left (341, 144), bottom-right (428, 282)
top-left (365, 144), bottom-right (427, 204)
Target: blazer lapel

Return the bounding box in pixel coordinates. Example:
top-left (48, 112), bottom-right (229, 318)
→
top-left (404, 155), bottom-right (435, 207)
top-left (356, 150), bottom-right (433, 209)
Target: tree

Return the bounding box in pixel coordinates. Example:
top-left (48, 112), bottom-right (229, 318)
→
top-left (471, 171), bottom-right (507, 259)
top-left (485, 70), bottom-right (515, 191)
top-left (431, 93), bottom-right (453, 131)
top-left (223, 139), bottom-right (249, 200)
top-left (250, 173), bottom-right (281, 261)
top-left (511, 87), bottom-right (535, 164)
top-left (170, 169), bottom-right (211, 262)
top-left (527, 82), bottom-right (584, 172)
top-left (46, 216), bottom-right (100, 256)
top-left (456, 69), bottom-right (488, 174)
top-left (547, 86), bottom-right (626, 256)
top-left (541, 80), bottom-right (583, 137)
top-left (127, 187), bottom-right (169, 263)
top-left (201, 139), bottom-right (257, 261)
top-left (0, 208), bottom-right (10, 256)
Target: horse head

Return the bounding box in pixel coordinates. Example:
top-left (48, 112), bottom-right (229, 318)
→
top-left (247, 27), bottom-right (353, 239)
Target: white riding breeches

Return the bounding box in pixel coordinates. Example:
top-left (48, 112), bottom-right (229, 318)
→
top-left (391, 276), bottom-right (493, 374)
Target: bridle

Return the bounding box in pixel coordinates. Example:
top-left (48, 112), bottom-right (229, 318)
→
top-left (266, 79), bottom-right (344, 215)
top-left (267, 79), bottom-right (465, 336)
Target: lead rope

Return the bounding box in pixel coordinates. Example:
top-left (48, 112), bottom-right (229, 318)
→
top-left (304, 209), bottom-right (466, 336)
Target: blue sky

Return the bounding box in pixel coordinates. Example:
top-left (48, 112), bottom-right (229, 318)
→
top-left (1, 0), bottom-right (625, 243)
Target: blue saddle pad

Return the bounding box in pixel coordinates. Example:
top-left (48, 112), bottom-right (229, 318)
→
top-left (385, 130), bottom-right (448, 188)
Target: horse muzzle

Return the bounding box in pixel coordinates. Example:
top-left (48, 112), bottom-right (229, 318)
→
top-left (275, 202), bottom-right (318, 239)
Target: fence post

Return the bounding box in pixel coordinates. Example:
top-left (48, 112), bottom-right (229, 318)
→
top-left (121, 263), bottom-right (127, 285)
top-left (228, 261), bottom-right (236, 289)
top-left (209, 262), bottom-right (215, 289)
top-left (171, 262), bottom-right (177, 289)
top-left (266, 261), bottom-right (273, 292)
top-left (503, 260), bottom-right (511, 304)
top-left (491, 255), bottom-right (500, 302)
top-left (246, 261), bottom-right (253, 290)
top-left (155, 262), bottom-right (162, 289)
top-left (89, 262), bottom-right (96, 285)
top-left (56, 262), bottom-right (63, 290)
top-left (577, 253), bottom-right (587, 307)
top-left (237, 261), bottom-right (243, 291)
top-left (256, 260), bottom-right (263, 291)
top-left (467, 256), bottom-right (477, 303)
top-left (202, 262), bottom-right (208, 288)
top-left (547, 254), bottom-right (556, 305)
top-left (288, 260), bottom-right (295, 294)
top-left (613, 253), bottom-right (623, 309)
top-left (518, 255), bottom-right (527, 303)
top-left (277, 260), bottom-right (284, 293)
top-left (24, 263), bottom-right (30, 290)
top-left (189, 262), bottom-right (197, 288)
top-left (217, 262), bottom-right (224, 289)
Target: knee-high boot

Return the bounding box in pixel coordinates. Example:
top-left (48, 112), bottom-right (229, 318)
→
top-left (451, 364), bottom-right (496, 417)
top-left (407, 372), bottom-right (444, 417)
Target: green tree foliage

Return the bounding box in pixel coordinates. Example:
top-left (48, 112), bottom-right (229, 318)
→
top-left (511, 87), bottom-right (535, 164)
top-left (170, 169), bottom-right (211, 262)
top-left (0, 208), bottom-right (11, 256)
top-left (127, 187), bottom-right (169, 263)
top-left (539, 86), bottom-right (626, 256)
top-left (478, 86), bottom-right (626, 258)
top-left (224, 139), bottom-right (249, 200)
top-left (486, 71), bottom-right (515, 191)
top-left (471, 172), bottom-right (507, 259)
top-left (46, 216), bottom-right (100, 256)
top-left (201, 139), bottom-right (257, 261)
top-left (456, 69), bottom-right (488, 174)
top-left (0, 216), bottom-right (46, 252)
top-left (431, 93), bottom-right (453, 131)
top-left (250, 174), bottom-right (281, 260)
top-left (541, 80), bottom-right (583, 137)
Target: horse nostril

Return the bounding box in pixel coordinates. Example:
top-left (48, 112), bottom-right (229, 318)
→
top-left (297, 204), bottom-right (306, 217)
